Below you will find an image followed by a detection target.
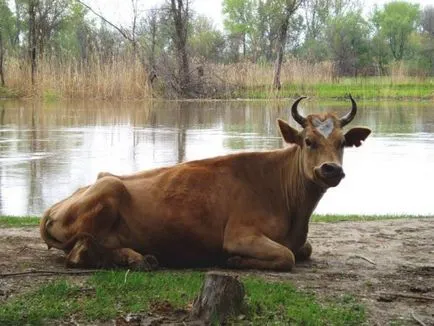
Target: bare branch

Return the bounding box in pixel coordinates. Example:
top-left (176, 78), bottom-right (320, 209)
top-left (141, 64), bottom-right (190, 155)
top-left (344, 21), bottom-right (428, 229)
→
top-left (411, 312), bottom-right (427, 326)
top-left (75, 0), bottom-right (135, 43)
top-left (0, 269), bottom-right (96, 278)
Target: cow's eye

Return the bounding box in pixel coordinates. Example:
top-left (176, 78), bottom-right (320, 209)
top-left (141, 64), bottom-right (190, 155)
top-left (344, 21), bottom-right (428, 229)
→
top-left (305, 138), bottom-right (317, 149)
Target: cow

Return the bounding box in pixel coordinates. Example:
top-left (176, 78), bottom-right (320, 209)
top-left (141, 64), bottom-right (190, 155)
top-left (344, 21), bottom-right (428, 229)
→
top-left (40, 96), bottom-right (371, 271)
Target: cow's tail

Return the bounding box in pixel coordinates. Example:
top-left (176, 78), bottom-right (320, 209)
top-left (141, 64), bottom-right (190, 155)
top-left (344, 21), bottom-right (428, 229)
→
top-left (40, 214), bottom-right (67, 250)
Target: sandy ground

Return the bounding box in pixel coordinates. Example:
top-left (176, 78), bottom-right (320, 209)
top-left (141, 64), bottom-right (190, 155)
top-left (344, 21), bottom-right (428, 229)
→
top-left (0, 219), bottom-right (433, 325)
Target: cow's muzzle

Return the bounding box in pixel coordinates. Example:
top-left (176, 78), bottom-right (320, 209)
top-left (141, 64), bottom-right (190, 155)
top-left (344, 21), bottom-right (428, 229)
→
top-left (315, 163), bottom-right (345, 187)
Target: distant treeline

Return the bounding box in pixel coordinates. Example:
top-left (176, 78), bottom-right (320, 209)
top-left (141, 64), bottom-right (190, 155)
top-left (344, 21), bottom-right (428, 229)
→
top-left (0, 0), bottom-right (432, 99)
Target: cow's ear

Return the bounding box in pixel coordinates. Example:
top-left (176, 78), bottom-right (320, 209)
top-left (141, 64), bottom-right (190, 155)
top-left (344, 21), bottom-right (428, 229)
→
top-left (278, 119), bottom-right (302, 146)
top-left (345, 127), bottom-right (371, 147)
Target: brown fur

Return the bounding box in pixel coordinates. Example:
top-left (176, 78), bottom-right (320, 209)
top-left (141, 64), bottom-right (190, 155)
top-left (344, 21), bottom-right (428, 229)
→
top-left (40, 103), bottom-right (371, 271)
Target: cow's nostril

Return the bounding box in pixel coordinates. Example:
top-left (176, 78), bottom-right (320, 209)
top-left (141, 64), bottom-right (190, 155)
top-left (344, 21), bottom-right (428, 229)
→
top-left (321, 163), bottom-right (343, 176)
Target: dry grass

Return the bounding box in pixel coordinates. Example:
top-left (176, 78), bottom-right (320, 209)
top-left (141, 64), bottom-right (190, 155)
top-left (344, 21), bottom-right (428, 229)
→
top-left (212, 59), bottom-right (334, 88)
top-left (5, 56), bottom-right (152, 100)
top-left (3, 56), bottom-right (431, 100)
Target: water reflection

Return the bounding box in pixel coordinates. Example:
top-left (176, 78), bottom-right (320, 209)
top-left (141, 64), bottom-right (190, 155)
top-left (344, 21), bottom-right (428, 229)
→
top-left (0, 99), bottom-right (433, 216)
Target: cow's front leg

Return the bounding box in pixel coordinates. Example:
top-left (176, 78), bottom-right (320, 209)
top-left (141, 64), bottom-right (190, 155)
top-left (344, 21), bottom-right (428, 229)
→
top-left (294, 241), bottom-right (312, 261)
top-left (66, 235), bottom-right (158, 271)
top-left (223, 233), bottom-right (295, 271)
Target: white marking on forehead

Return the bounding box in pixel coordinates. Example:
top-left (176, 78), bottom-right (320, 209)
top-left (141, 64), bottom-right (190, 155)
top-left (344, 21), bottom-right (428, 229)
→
top-left (312, 117), bottom-right (335, 138)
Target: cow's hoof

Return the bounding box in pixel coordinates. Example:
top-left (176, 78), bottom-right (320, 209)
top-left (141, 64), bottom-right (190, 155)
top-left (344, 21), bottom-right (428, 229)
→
top-left (130, 255), bottom-right (159, 271)
top-left (227, 255), bottom-right (243, 268)
top-left (295, 241), bottom-right (312, 261)
top-left (144, 255), bottom-right (159, 270)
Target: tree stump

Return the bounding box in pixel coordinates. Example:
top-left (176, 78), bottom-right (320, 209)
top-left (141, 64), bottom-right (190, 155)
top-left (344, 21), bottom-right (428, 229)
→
top-left (190, 271), bottom-right (245, 324)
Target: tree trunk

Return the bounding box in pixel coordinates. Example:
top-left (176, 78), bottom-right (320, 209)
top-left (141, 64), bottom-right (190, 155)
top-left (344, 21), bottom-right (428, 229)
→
top-left (0, 33), bottom-right (5, 87)
top-left (29, 0), bottom-right (37, 86)
top-left (171, 0), bottom-right (190, 96)
top-left (191, 271), bottom-right (245, 324)
top-left (242, 32), bottom-right (246, 58)
top-left (273, 0), bottom-right (301, 90)
top-left (273, 17), bottom-right (289, 90)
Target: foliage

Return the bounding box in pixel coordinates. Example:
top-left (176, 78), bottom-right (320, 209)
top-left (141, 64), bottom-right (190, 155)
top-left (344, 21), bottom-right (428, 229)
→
top-left (189, 15), bottom-right (225, 62)
top-left (372, 1), bottom-right (420, 61)
top-left (326, 11), bottom-right (370, 76)
top-left (222, 0), bottom-right (256, 58)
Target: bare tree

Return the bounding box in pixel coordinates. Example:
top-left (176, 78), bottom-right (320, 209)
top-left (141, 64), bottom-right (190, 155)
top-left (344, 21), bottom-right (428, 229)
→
top-left (144, 8), bottom-right (159, 70)
top-left (28, 0), bottom-right (37, 86)
top-left (0, 33), bottom-right (4, 86)
top-left (35, 0), bottom-right (69, 59)
top-left (273, 0), bottom-right (302, 90)
top-left (422, 6), bottom-right (434, 36)
top-left (169, 0), bottom-right (190, 96)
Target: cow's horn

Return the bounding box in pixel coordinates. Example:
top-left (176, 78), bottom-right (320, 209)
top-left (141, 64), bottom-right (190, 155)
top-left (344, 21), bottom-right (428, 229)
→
top-left (291, 96), bottom-right (307, 127)
top-left (340, 94), bottom-right (357, 127)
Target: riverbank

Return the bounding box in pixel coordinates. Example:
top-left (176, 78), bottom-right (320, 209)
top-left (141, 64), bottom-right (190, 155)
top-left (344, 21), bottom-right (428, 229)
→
top-left (1, 77), bottom-right (433, 101)
top-left (0, 218), bottom-right (432, 325)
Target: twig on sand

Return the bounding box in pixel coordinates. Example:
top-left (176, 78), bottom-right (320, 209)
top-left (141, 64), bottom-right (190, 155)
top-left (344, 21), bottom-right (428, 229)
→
top-left (378, 292), bottom-right (434, 302)
top-left (411, 311), bottom-right (427, 326)
top-left (347, 254), bottom-right (376, 265)
top-left (16, 245), bottom-right (47, 254)
top-left (0, 269), bottom-right (96, 278)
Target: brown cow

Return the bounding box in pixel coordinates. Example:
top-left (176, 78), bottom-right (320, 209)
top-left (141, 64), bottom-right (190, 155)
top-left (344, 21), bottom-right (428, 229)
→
top-left (40, 96), bottom-right (371, 271)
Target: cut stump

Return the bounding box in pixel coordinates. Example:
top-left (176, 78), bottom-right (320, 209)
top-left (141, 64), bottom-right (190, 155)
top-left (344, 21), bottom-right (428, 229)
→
top-left (190, 271), bottom-right (245, 324)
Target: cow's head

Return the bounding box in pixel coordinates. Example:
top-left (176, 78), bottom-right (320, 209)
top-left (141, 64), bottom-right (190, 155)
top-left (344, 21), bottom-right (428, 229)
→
top-left (278, 95), bottom-right (371, 188)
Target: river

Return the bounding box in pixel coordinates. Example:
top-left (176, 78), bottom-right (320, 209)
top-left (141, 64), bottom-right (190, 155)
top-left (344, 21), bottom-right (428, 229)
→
top-left (0, 99), bottom-right (433, 216)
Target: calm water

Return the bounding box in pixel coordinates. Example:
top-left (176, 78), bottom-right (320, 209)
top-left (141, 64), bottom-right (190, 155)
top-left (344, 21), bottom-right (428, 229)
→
top-left (1, 99), bottom-right (433, 216)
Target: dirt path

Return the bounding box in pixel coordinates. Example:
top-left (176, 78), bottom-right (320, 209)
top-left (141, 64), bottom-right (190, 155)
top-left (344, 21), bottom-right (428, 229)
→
top-left (1, 219), bottom-right (433, 325)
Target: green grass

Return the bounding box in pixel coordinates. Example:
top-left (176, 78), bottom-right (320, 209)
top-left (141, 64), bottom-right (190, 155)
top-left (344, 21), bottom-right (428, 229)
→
top-left (0, 216), bottom-right (41, 228)
top-left (0, 86), bottom-right (22, 98)
top-left (1, 214), bottom-right (431, 228)
top-left (0, 271), bottom-right (365, 325)
top-left (242, 278), bottom-right (365, 325)
top-left (233, 78), bottom-right (434, 99)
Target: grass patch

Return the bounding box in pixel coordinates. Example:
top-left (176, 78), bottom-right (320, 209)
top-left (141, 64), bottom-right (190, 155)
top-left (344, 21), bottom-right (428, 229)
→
top-left (0, 271), bottom-right (365, 325)
top-left (0, 216), bottom-right (41, 228)
top-left (0, 271), bottom-right (203, 326)
top-left (42, 89), bottom-right (60, 102)
top-left (233, 78), bottom-right (434, 100)
top-left (0, 214), bottom-right (431, 229)
top-left (242, 278), bottom-right (365, 325)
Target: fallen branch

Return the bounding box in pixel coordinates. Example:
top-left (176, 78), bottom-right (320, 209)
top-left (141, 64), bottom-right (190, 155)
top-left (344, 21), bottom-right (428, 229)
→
top-left (347, 254), bottom-right (376, 265)
top-left (0, 269), bottom-right (96, 278)
top-left (411, 311), bottom-right (427, 326)
top-left (378, 292), bottom-right (434, 301)
top-left (16, 245), bottom-right (48, 254)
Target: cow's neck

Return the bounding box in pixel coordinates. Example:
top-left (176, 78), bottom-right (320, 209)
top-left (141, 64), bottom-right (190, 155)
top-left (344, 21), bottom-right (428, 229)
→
top-left (281, 146), bottom-right (325, 230)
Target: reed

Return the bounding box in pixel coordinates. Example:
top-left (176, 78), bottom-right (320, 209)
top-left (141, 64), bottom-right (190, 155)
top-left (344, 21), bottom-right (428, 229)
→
top-left (5, 56), bottom-right (153, 100)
